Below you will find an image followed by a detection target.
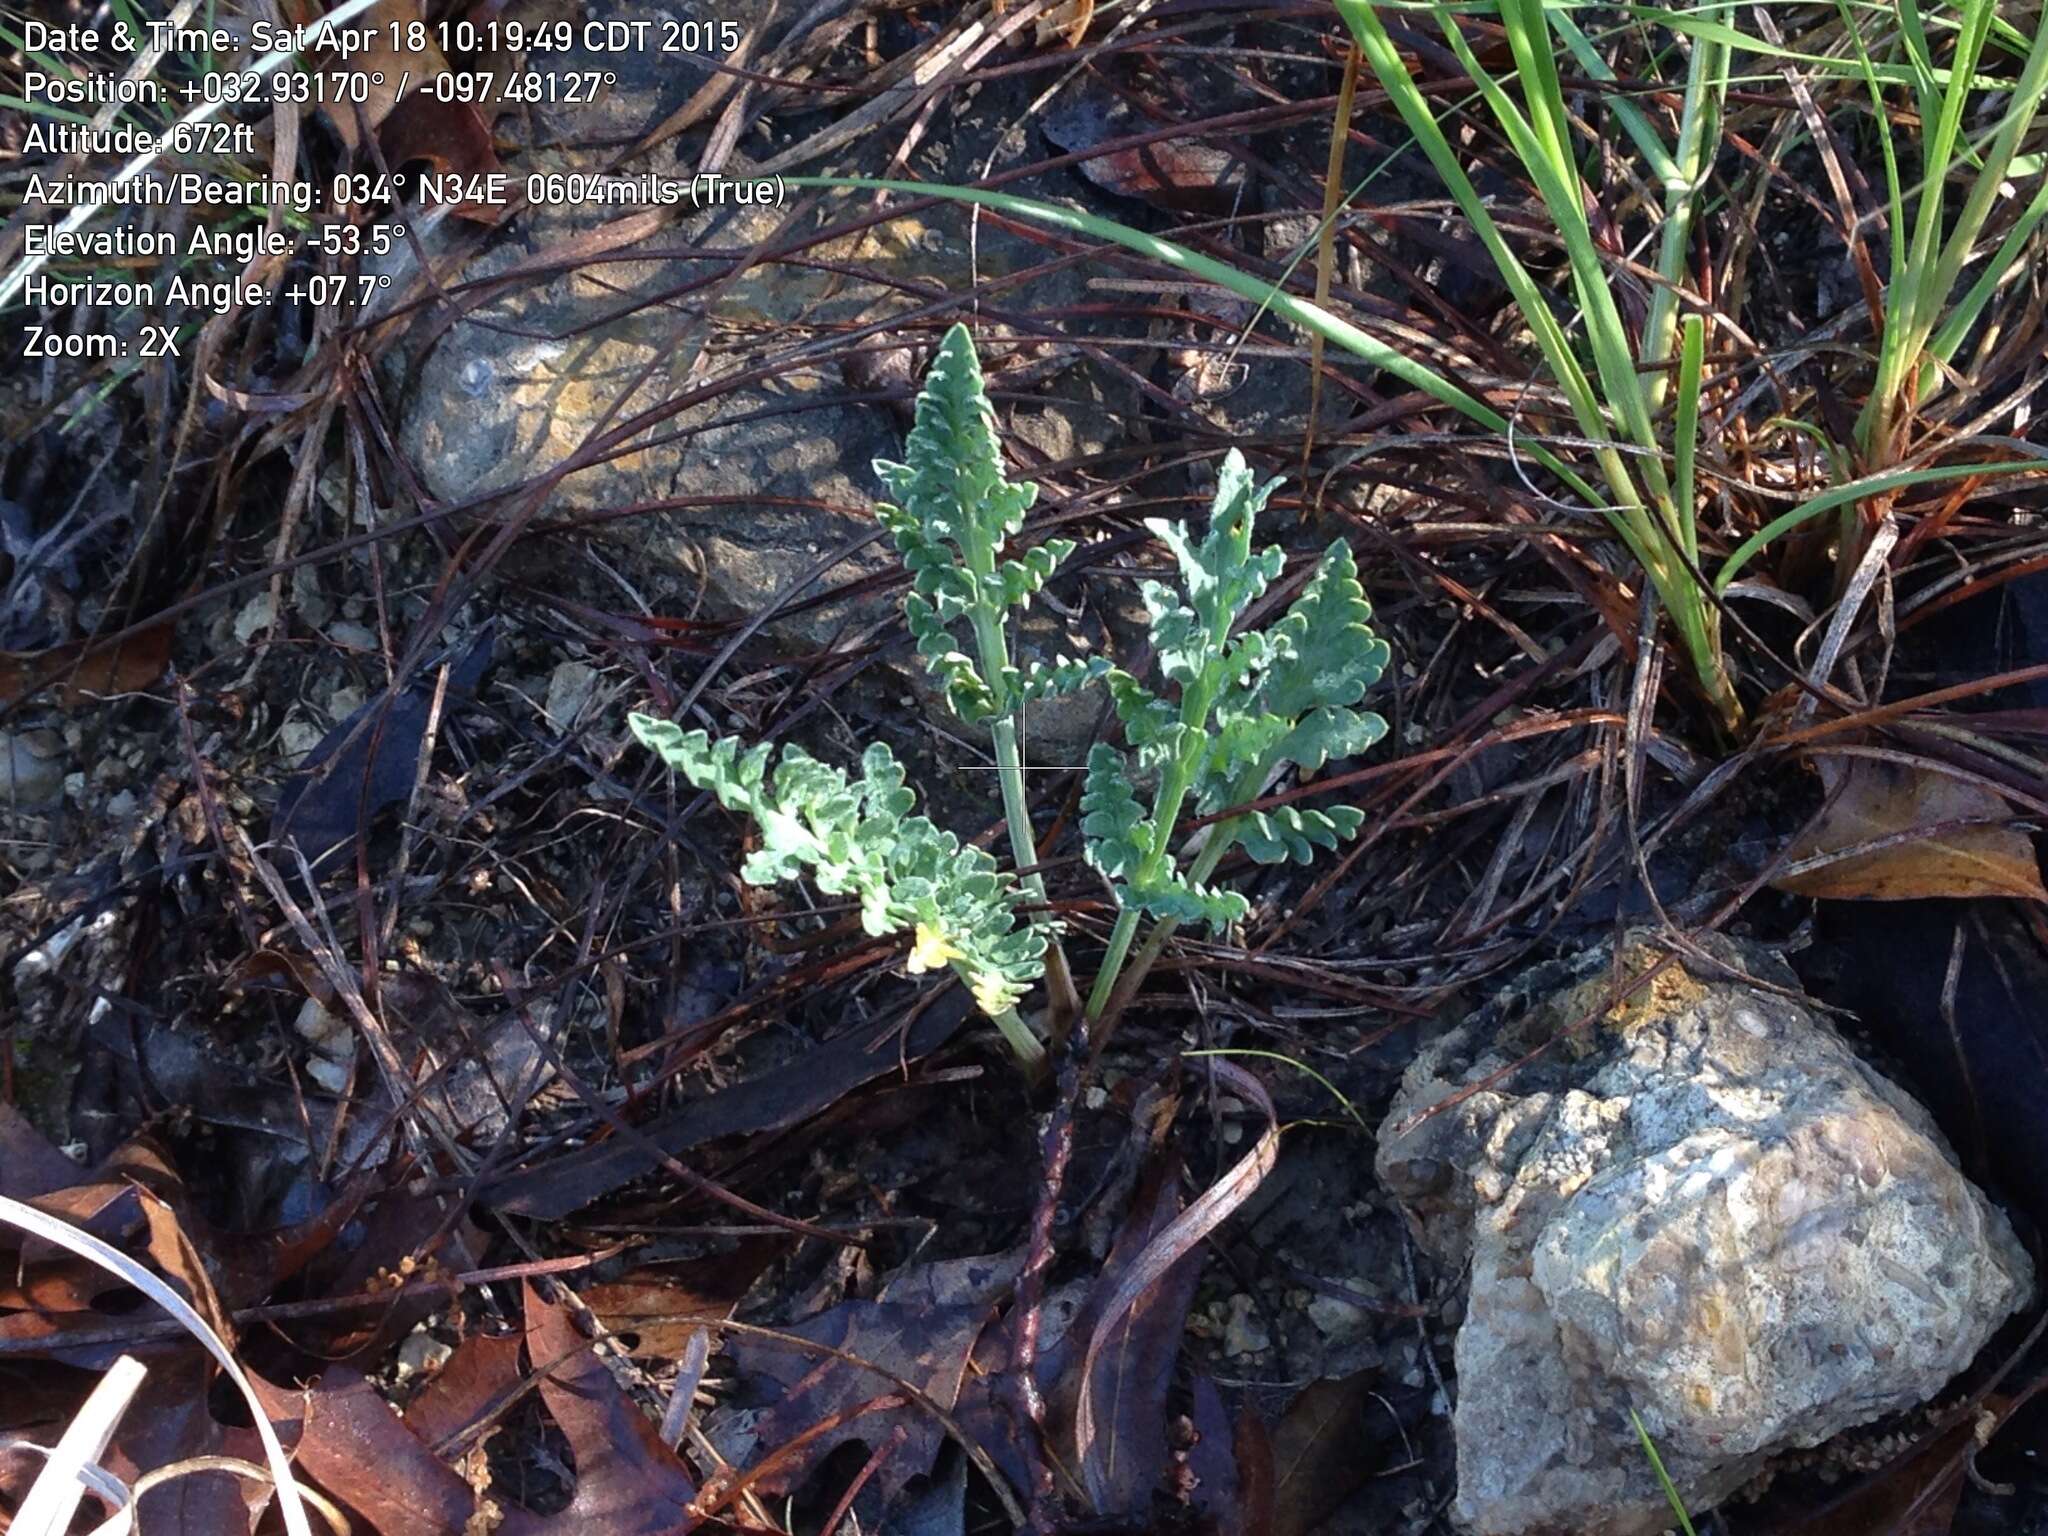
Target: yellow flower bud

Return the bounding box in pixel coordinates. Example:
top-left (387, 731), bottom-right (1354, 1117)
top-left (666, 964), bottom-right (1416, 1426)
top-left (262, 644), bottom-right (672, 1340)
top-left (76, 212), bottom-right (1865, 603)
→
top-left (906, 922), bottom-right (963, 974)
top-left (970, 972), bottom-right (1015, 1016)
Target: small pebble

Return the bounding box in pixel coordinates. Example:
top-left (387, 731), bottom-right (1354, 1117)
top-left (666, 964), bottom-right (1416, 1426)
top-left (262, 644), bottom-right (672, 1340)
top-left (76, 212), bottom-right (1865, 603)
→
top-left (1223, 1294), bottom-right (1271, 1358)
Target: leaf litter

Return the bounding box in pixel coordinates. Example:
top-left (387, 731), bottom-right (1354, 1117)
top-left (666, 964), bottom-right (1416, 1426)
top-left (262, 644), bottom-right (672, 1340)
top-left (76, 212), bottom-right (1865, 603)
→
top-left (9, 0), bottom-right (2048, 1531)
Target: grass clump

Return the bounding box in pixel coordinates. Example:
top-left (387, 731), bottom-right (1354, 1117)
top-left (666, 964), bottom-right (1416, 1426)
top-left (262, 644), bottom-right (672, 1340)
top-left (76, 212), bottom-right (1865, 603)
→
top-left (786, 0), bottom-right (2048, 738)
top-left (1337, 0), bottom-right (1739, 727)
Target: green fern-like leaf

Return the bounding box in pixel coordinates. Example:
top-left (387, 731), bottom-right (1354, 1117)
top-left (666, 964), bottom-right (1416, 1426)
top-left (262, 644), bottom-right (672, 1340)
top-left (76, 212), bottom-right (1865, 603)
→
top-left (1105, 670), bottom-right (1179, 756)
top-left (1194, 536), bottom-right (1391, 812)
top-left (995, 539), bottom-right (1075, 607)
top-left (1014, 654), bottom-right (1113, 703)
top-left (1194, 713), bottom-right (1295, 814)
top-left (1081, 743), bottom-right (1153, 881)
top-left (1276, 706), bottom-right (1388, 777)
top-left (1127, 870), bottom-right (1251, 929)
top-left (874, 325), bottom-right (1034, 565)
top-left (1078, 458), bottom-right (1392, 943)
top-left (1256, 540), bottom-right (1391, 719)
top-left (874, 325), bottom-right (1092, 725)
top-left (1232, 805), bottom-right (1366, 865)
top-left (1155, 456), bottom-right (1284, 625)
top-left (629, 714), bottom-right (1045, 1015)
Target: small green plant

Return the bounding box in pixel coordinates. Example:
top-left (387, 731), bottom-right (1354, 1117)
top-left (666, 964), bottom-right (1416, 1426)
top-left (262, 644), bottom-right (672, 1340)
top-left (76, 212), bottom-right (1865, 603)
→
top-left (631, 326), bottom-right (1390, 1069)
top-left (1079, 454), bottom-right (1390, 1020)
top-left (870, 325), bottom-right (1110, 1019)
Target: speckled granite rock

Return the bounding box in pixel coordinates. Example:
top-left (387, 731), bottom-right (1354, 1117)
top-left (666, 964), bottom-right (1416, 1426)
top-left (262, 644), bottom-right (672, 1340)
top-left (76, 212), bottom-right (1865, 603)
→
top-left (1377, 934), bottom-right (2033, 1536)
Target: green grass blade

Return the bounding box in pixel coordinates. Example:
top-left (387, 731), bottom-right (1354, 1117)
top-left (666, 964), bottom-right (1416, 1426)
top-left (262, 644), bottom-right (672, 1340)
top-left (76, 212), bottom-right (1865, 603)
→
top-left (1922, 13), bottom-right (2048, 356)
top-left (799, 178), bottom-right (1495, 425)
top-left (1496, 0), bottom-right (1576, 175)
top-left (1550, 11), bottom-right (1682, 185)
top-left (1333, 1), bottom-right (1626, 500)
top-left (1894, 0), bottom-right (1997, 378)
top-left (1926, 174), bottom-right (2048, 374)
top-left (1334, 0), bottom-right (1731, 716)
top-left (0, 94), bottom-right (92, 124)
top-left (1855, 0), bottom-right (2048, 447)
top-left (1642, 1), bottom-right (1732, 395)
top-left (1717, 452), bottom-right (2048, 590)
top-left (1630, 1409), bottom-right (1699, 1536)
top-left (1673, 315), bottom-right (1706, 567)
top-left (1835, 0), bottom-right (1908, 314)
top-left (1430, 4), bottom-right (1663, 470)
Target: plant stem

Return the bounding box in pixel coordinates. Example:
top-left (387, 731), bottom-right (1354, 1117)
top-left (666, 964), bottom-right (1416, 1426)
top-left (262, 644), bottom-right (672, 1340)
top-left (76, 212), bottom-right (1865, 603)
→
top-left (1089, 826), bottom-right (1234, 1042)
top-left (989, 713), bottom-right (1081, 1020)
top-left (1085, 908), bottom-right (1143, 1021)
top-left (989, 1004), bottom-right (1047, 1074)
top-left (1084, 693), bottom-right (1215, 1021)
top-left (969, 576), bottom-right (1079, 1028)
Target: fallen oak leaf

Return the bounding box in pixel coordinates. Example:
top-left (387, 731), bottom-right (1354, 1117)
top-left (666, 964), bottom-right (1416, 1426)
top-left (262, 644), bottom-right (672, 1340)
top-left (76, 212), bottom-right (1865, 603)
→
top-left (485, 990), bottom-right (972, 1219)
top-left (1774, 752), bottom-right (2047, 902)
top-left (399, 1328), bottom-right (526, 1454)
top-left (523, 1283), bottom-right (698, 1534)
top-left (1180, 1373), bottom-right (1246, 1534)
top-left (271, 630), bottom-right (491, 872)
top-left (1039, 81), bottom-right (1248, 212)
top-left (251, 1366), bottom-right (504, 1536)
top-left (583, 1241), bottom-right (782, 1361)
top-left (705, 1292), bottom-right (999, 1515)
top-left (0, 1195), bottom-right (319, 1536)
top-left (0, 625), bottom-right (172, 708)
top-left (1267, 1372), bottom-right (1380, 1536)
top-left (280, 0), bottom-right (506, 222)
top-left (0, 1104), bottom-right (87, 1202)
top-left (107, 1357), bottom-right (276, 1536)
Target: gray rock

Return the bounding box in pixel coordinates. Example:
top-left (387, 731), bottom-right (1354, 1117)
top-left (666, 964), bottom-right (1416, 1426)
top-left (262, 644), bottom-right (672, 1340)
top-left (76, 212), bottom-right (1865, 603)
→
top-left (395, 201), bottom-right (907, 651)
top-left (1377, 934), bottom-right (2033, 1536)
top-left (395, 46), bottom-right (1134, 659)
top-left (0, 729), bottom-right (66, 806)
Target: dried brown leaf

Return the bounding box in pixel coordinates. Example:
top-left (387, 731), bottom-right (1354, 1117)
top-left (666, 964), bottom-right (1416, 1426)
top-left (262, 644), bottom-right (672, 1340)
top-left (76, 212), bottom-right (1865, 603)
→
top-left (707, 1256), bottom-right (1013, 1514)
top-left (0, 625), bottom-right (172, 708)
top-left (401, 1329), bottom-right (527, 1453)
top-left (1034, 0), bottom-right (1094, 48)
top-left (277, 0), bottom-right (505, 221)
top-left (1075, 1062), bottom-right (1277, 1516)
top-left (1074, 1148), bottom-right (1202, 1518)
top-left (1776, 755), bottom-right (2047, 901)
top-left (1040, 84), bottom-right (1248, 211)
top-left (523, 1283), bottom-right (698, 1533)
top-left (583, 1243), bottom-right (779, 1361)
top-left (253, 1367), bottom-right (494, 1536)
top-left (1269, 1372), bottom-right (1379, 1536)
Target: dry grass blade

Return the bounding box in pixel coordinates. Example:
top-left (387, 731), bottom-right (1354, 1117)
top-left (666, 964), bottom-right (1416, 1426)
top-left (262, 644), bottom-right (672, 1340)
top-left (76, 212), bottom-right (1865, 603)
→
top-left (0, 1197), bottom-right (319, 1536)
top-left (8, 1355), bottom-right (146, 1536)
top-left (1303, 42), bottom-right (1364, 506)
